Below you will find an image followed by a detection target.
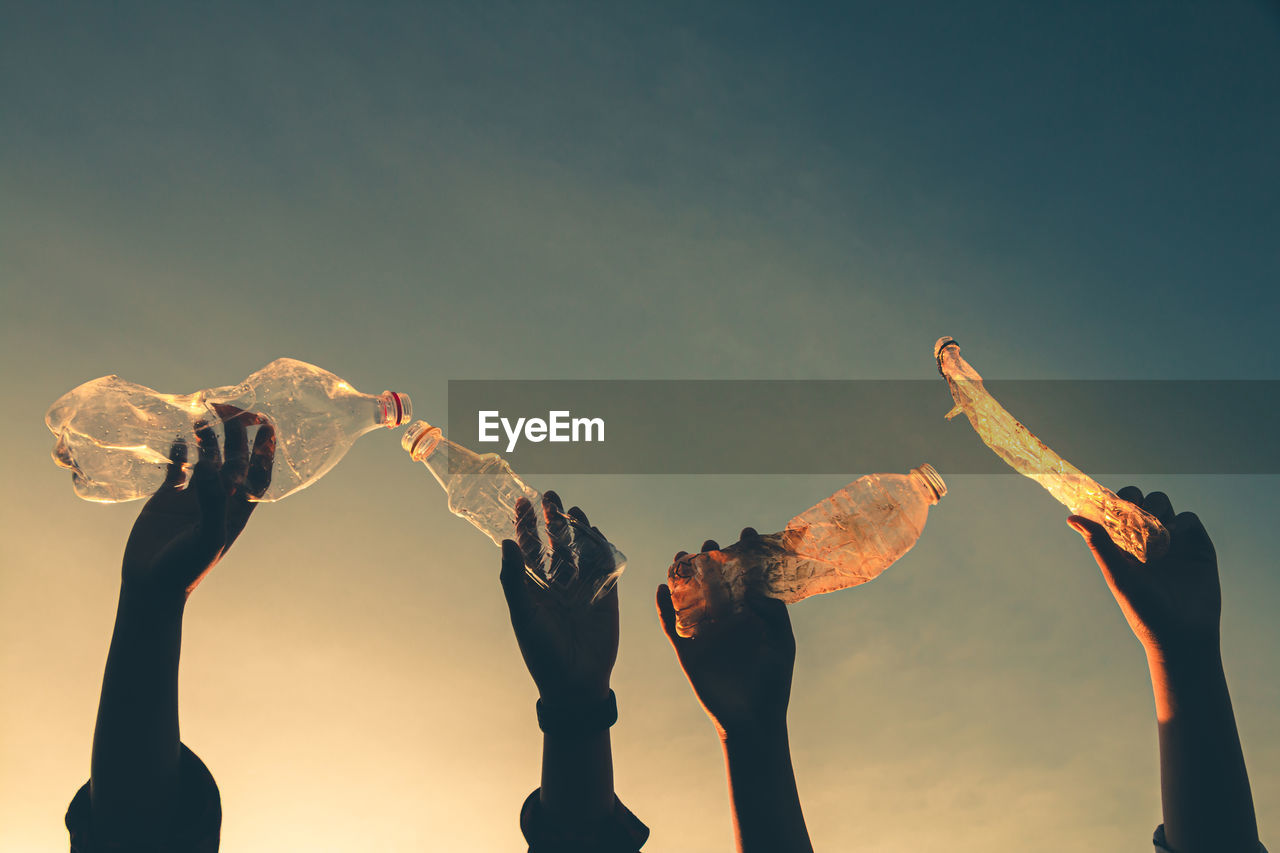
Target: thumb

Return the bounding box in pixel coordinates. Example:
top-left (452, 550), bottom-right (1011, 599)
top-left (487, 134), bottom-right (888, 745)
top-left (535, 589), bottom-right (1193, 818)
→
top-left (1067, 515), bottom-right (1136, 579)
top-left (500, 539), bottom-right (535, 621)
top-left (655, 584), bottom-right (682, 648)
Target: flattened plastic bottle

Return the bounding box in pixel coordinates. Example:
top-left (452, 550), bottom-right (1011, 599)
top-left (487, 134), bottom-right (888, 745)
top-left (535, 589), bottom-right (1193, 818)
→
top-left (46, 358), bottom-right (412, 503)
top-left (401, 420), bottom-right (625, 605)
top-left (667, 464), bottom-right (946, 637)
top-left (934, 336), bottom-right (1168, 562)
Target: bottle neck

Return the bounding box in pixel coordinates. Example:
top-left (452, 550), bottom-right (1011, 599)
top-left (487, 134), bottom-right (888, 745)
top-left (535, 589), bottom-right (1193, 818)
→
top-left (403, 421), bottom-right (443, 460)
top-left (375, 391), bottom-right (413, 428)
top-left (909, 463), bottom-right (947, 504)
top-left (404, 419), bottom-right (506, 485)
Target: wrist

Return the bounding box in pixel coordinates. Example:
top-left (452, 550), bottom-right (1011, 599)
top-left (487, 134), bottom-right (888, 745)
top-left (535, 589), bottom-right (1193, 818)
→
top-left (1145, 637), bottom-right (1223, 676)
top-left (118, 579), bottom-right (188, 616)
top-left (537, 680), bottom-right (611, 706)
top-left (717, 715), bottom-right (789, 747)
top-left (536, 689), bottom-right (618, 737)
top-left (1146, 643), bottom-right (1228, 723)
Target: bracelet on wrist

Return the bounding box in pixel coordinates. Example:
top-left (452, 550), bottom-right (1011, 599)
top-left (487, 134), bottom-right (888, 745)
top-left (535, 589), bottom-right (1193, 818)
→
top-left (536, 689), bottom-right (618, 735)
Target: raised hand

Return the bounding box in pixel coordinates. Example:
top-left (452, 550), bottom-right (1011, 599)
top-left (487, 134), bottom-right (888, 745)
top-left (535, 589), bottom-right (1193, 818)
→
top-left (501, 492), bottom-right (619, 703)
top-left (657, 529), bottom-right (795, 739)
top-left (657, 528), bottom-right (813, 853)
top-left (1067, 487), bottom-right (1220, 657)
top-left (1069, 488), bottom-right (1260, 853)
top-left (122, 405), bottom-right (275, 600)
top-left (500, 492), bottom-right (630, 837)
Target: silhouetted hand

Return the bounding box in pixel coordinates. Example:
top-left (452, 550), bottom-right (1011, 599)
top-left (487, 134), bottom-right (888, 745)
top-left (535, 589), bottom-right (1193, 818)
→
top-left (659, 530), bottom-right (813, 852)
top-left (1068, 487), bottom-right (1220, 658)
top-left (122, 406), bottom-right (275, 600)
top-left (501, 492), bottom-right (619, 703)
top-left (657, 529), bottom-right (795, 739)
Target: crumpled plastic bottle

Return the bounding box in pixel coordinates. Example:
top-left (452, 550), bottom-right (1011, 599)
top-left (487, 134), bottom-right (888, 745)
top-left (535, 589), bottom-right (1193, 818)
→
top-left (667, 464), bottom-right (947, 637)
top-left (46, 357), bottom-right (412, 503)
top-left (402, 420), bottom-right (626, 605)
top-left (934, 336), bottom-right (1168, 562)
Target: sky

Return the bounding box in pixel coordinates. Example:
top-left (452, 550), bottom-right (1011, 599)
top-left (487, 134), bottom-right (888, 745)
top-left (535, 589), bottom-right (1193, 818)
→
top-left (2, 1), bottom-right (1278, 850)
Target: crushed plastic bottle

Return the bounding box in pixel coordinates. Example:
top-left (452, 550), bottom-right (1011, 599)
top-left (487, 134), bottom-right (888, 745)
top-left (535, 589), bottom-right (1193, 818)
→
top-left (667, 464), bottom-right (947, 638)
top-left (46, 358), bottom-right (412, 503)
top-left (401, 420), bottom-right (626, 605)
top-left (934, 336), bottom-right (1169, 562)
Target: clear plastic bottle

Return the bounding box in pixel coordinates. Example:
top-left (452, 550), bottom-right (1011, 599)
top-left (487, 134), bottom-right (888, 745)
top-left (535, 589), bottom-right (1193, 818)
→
top-left (46, 357), bottom-right (412, 503)
top-left (667, 464), bottom-right (947, 637)
top-left (401, 420), bottom-right (626, 605)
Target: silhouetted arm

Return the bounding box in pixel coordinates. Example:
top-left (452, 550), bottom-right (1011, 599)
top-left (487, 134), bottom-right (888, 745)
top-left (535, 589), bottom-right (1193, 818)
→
top-left (658, 531), bottom-right (814, 853)
top-left (501, 493), bottom-right (647, 852)
top-left (538, 725), bottom-right (614, 824)
top-left (719, 722), bottom-right (810, 853)
top-left (89, 583), bottom-right (188, 843)
top-left (1070, 487), bottom-right (1261, 853)
top-left (1148, 647), bottom-right (1258, 853)
top-left (82, 412), bottom-right (273, 849)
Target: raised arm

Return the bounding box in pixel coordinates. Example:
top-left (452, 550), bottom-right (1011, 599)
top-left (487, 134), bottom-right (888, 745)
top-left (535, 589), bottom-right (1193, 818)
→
top-left (1068, 487), bottom-right (1261, 853)
top-left (657, 530), bottom-right (814, 853)
top-left (500, 492), bottom-right (647, 852)
top-left (85, 410), bottom-right (273, 848)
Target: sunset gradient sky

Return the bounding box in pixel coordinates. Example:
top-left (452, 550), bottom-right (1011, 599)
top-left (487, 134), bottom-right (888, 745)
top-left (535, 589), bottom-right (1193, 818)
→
top-left (2, 2), bottom-right (1278, 850)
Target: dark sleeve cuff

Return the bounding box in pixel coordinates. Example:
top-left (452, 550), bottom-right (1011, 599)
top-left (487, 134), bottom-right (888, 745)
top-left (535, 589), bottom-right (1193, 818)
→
top-left (1154, 824), bottom-right (1268, 852)
top-left (520, 788), bottom-right (650, 853)
top-left (66, 743), bottom-right (221, 853)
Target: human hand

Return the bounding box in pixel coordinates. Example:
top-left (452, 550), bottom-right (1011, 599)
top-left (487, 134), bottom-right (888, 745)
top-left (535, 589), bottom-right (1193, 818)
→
top-left (657, 529), bottom-right (796, 740)
top-left (1068, 487), bottom-right (1220, 659)
top-left (500, 492), bottom-right (619, 704)
top-left (122, 406), bottom-right (275, 601)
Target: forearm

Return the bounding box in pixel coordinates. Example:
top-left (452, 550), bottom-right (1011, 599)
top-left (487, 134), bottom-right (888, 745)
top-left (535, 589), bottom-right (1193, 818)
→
top-left (1147, 644), bottom-right (1259, 853)
top-left (90, 582), bottom-right (187, 840)
top-left (721, 723), bottom-right (813, 853)
top-left (540, 728), bottom-right (615, 823)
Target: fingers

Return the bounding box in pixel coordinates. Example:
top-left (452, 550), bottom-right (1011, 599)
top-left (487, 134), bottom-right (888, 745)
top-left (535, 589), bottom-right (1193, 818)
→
top-left (1116, 485), bottom-right (1144, 505)
top-left (570, 505), bottom-right (616, 588)
top-left (193, 420), bottom-right (222, 471)
top-left (246, 423), bottom-right (276, 499)
top-left (566, 505), bottom-right (591, 528)
top-left (515, 497), bottom-right (544, 574)
top-left (220, 410), bottom-right (251, 489)
top-left (1142, 491), bottom-right (1175, 526)
top-left (542, 491), bottom-right (573, 586)
top-left (190, 423), bottom-right (228, 546)
top-left (543, 490), bottom-right (572, 558)
top-left (162, 439), bottom-right (189, 488)
top-left (1171, 510), bottom-right (1217, 560)
top-left (566, 503), bottom-right (591, 529)
top-left (656, 584), bottom-right (682, 647)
